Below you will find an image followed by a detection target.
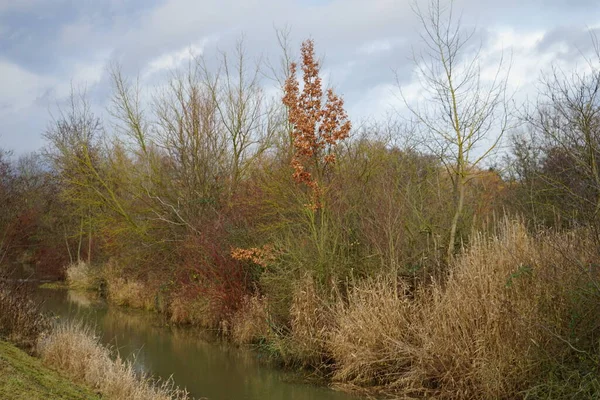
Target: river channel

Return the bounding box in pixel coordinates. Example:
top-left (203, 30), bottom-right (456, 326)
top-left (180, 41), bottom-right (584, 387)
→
top-left (35, 287), bottom-right (359, 400)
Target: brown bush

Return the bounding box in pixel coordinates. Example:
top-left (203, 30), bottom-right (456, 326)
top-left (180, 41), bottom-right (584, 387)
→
top-left (0, 278), bottom-right (50, 351)
top-left (172, 232), bottom-right (255, 331)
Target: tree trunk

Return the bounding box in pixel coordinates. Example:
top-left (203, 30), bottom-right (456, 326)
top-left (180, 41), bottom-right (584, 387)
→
top-left (63, 225), bottom-right (73, 264)
top-left (87, 208), bottom-right (92, 265)
top-left (447, 178), bottom-right (465, 259)
top-left (77, 216), bottom-right (84, 262)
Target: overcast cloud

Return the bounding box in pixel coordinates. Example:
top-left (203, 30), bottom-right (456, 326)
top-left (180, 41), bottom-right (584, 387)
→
top-left (1, 0), bottom-right (599, 154)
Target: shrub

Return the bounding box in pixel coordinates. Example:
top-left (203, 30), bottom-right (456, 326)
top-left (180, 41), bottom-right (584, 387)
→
top-left (65, 261), bottom-right (101, 291)
top-left (0, 278), bottom-right (50, 351)
top-left (173, 232), bottom-right (255, 331)
top-left (104, 260), bottom-right (156, 310)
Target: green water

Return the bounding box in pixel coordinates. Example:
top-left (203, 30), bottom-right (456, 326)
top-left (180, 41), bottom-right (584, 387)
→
top-left (36, 288), bottom-right (359, 400)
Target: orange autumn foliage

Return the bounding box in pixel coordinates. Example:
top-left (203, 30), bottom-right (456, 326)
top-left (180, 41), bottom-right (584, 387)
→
top-left (282, 39), bottom-right (351, 210)
top-left (231, 244), bottom-right (277, 268)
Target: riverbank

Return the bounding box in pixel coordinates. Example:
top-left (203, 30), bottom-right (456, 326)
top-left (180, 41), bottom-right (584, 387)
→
top-left (0, 277), bottom-right (190, 400)
top-left (61, 221), bottom-right (600, 399)
top-left (38, 323), bottom-right (189, 400)
top-left (0, 340), bottom-right (99, 400)
top-left (36, 286), bottom-right (359, 400)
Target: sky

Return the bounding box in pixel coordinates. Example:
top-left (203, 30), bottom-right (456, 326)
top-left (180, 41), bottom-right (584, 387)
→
top-left (0, 0), bottom-right (599, 155)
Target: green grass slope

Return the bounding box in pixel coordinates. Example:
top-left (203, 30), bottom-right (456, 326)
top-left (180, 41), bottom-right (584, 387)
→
top-left (0, 341), bottom-right (100, 400)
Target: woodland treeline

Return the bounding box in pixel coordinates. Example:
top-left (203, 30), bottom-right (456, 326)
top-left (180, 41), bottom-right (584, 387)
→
top-left (2, 2), bottom-right (600, 398)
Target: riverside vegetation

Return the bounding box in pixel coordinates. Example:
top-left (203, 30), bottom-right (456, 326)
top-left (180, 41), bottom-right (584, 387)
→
top-left (0, 278), bottom-right (189, 399)
top-left (2, 2), bottom-right (600, 398)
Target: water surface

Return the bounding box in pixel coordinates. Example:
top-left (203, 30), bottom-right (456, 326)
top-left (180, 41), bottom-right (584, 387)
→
top-left (37, 288), bottom-right (358, 400)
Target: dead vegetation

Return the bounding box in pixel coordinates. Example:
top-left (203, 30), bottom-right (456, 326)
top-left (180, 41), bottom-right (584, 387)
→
top-left (327, 220), bottom-right (600, 399)
top-left (39, 322), bottom-right (189, 400)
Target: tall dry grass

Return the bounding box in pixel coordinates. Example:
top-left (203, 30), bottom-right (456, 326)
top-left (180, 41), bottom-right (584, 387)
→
top-left (39, 322), bottom-right (189, 400)
top-left (330, 276), bottom-right (426, 394)
top-left (65, 261), bottom-right (101, 291)
top-left (266, 274), bottom-right (336, 371)
top-left (286, 274), bottom-right (333, 368)
top-left (168, 295), bottom-right (218, 328)
top-left (103, 260), bottom-right (157, 310)
top-left (329, 220), bottom-right (600, 399)
top-left (231, 294), bottom-right (271, 345)
top-left (108, 277), bottom-right (155, 309)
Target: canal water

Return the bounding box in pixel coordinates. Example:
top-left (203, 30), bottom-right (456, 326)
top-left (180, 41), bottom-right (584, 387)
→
top-left (36, 288), bottom-right (359, 400)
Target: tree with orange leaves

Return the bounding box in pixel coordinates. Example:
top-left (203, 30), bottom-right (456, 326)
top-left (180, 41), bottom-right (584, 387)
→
top-left (282, 39), bottom-right (351, 210)
top-left (233, 40), bottom-right (352, 281)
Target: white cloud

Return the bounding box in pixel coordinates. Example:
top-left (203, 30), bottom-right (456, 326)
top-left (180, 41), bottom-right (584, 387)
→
top-left (349, 82), bottom-right (402, 121)
top-left (357, 38), bottom-right (405, 56)
top-left (0, 61), bottom-right (53, 112)
top-left (479, 27), bottom-right (600, 107)
top-left (141, 36), bottom-right (217, 80)
top-left (0, 0), bottom-right (47, 13)
top-left (358, 39), bottom-right (393, 55)
top-left (71, 61), bottom-right (104, 86)
top-left (0, 61), bottom-right (53, 153)
top-left (479, 28), bottom-right (547, 87)
top-left (59, 20), bottom-right (95, 48)
top-left (2, 0), bottom-right (600, 155)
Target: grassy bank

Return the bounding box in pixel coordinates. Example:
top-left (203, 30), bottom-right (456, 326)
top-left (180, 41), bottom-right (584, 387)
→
top-left (0, 340), bottom-right (99, 400)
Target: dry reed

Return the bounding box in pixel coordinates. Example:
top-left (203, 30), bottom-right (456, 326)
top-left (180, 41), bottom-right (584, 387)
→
top-left (39, 322), bottom-right (189, 400)
top-left (328, 220), bottom-right (600, 399)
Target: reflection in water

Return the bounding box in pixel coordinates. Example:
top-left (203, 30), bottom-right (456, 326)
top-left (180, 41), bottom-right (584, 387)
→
top-left (66, 289), bottom-right (97, 308)
top-left (37, 288), bottom-right (358, 400)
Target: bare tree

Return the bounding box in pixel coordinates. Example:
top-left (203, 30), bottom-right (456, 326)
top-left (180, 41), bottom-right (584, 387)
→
top-left (0, 148), bottom-right (16, 266)
top-left (43, 87), bottom-right (105, 263)
top-left (110, 65), bottom-right (149, 158)
top-left (265, 26), bottom-right (296, 160)
top-left (400, 0), bottom-right (512, 258)
top-left (198, 38), bottom-right (275, 200)
top-left (152, 61), bottom-right (227, 226)
top-left (525, 32), bottom-right (600, 226)
top-left (110, 39), bottom-right (276, 234)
